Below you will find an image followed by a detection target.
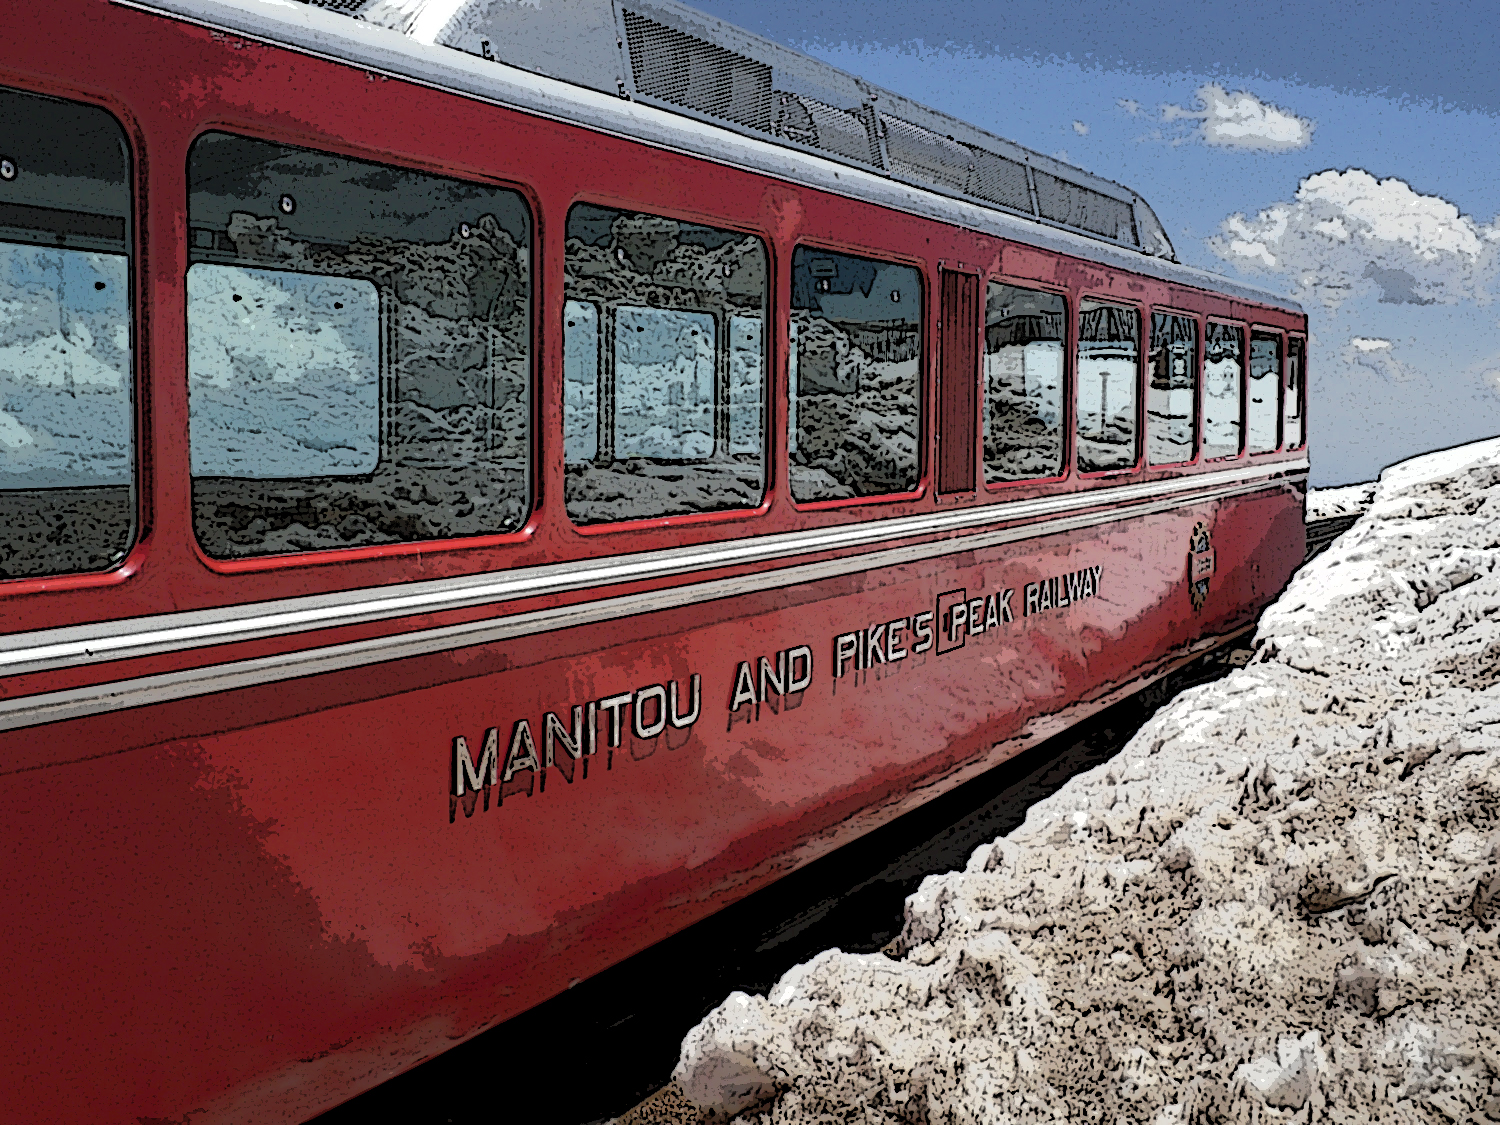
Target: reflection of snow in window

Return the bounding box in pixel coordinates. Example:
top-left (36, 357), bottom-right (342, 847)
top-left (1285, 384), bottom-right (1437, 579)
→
top-left (188, 264), bottom-right (379, 478)
top-left (1284, 338), bottom-right (1305, 449)
top-left (1076, 300), bottom-right (1139, 473)
top-left (1148, 313), bottom-right (1197, 466)
top-left (1248, 332), bottom-right (1281, 453)
top-left (563, 299), bottom-right (599, 462)
top-left (984, 282), bottom-right (1064, 482)
top-left (729, 316), bottom-right (763, 456)
top-left (0, 244), bottom-right (130, 486)
top-left (790, 247), bottom-right (921, 501)
top-left (1203, 322), bottom-right (1244, 460)
top-left (614, 306), bottom-right (715, 459)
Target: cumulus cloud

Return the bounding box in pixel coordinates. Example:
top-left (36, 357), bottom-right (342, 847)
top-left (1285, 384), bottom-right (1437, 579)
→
top-left (1116, 98), bottom-right (1142, 116)
top-left (1209, 169), bottom-right (1500, 309)
top-left (1072, 120), bottom-right (1089, 135)
top-left (1350, 337), bottom-right (1392, 352)
top-left (1159, 83), bottom-right (1314, 152)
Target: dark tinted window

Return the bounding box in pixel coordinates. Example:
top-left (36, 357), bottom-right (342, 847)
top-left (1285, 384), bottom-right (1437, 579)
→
top-left (187, 133), bottom-right (530, 558)
top-left (984, 282), bottom-right (1064, 482)
top-left (790, 248), bottom-right (921, 501)
top-left (562, 205), bottom-right (766, 525)
top-left (1203, 322), bottom-right (1244, 461)
top-left (1076, 300), bottom-right (1139, 473)
top-left (1147, 313), bottom-right (1197, 466)
top-left (0, 86), bottom-right (133, 579)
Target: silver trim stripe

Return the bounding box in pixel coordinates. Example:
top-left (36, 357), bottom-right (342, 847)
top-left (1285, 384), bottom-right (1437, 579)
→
top-left (0, 471), bottom-right (1301, 733)
top-left (0, 462), bottom-right (1305, 679)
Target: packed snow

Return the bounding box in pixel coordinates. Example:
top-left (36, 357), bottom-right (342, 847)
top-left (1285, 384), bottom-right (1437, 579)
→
top-left (670, 438), bottom-right (1500, 1124)
top-left (1308, 482), bottom-right (1377, 522)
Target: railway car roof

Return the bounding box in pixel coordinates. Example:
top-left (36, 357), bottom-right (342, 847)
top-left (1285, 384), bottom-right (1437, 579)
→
top-left (117, 0), bottom-right (1303, 315)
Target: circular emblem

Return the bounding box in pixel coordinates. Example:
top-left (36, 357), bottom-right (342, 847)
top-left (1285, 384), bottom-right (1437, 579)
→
top-left (1188, 521), bottom-right (1214, 610)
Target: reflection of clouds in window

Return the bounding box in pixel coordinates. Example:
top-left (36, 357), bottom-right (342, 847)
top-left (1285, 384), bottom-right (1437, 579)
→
top-left (188, 265), bottom-right (379, 477)
top-left (188, 132), bottom-right (532, 558)
top-left (0, 244), bottom-right (130, 486)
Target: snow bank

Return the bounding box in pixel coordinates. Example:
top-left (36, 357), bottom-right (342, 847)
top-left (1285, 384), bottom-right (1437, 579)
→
top-left (673, 438), bottom-right (1500, 1124)
top-left (1308, 481), bottom-right (1376, 522)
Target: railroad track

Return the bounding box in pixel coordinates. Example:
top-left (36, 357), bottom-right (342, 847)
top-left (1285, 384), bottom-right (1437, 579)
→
top-left (317, 515), bottom-right (1359, 1125)
top-left (1305, 513), bottom-right (1361, 560)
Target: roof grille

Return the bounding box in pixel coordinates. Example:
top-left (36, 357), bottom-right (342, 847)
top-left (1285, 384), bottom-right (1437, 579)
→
top-left (775, 94), bottom-right (879, 165)
top-left (879, 115), bottom-right (970, 191)
top-left (963, 146), bottom-right (1033, 214)
top-left (297, 0), bottom-right (369, 13)
top-left (1034, 170), bottom-right (1137, 244)
top-left (623, 10), bottom-right (772, 134)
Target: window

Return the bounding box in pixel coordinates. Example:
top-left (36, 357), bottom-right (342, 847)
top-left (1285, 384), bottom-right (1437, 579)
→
top-left (1147, 313), bottom-right (1197, 466)
top-left (562, 205), bottom-right (766, 525)
top-left (984, 282), bottom-right (1064, 482)
top-left (0, 86), bottom-right (133, 579)
top-left (1202, 322), bottom-right (1244, 461)
top-left (1285, 336), bottom-right (1305, 450)
top-left (187, 133), bottom-right (531, 559)
top-left (1248, 331), bottom-right (1282, 453)
top-left (1076, 300), bottom-right (1139, 473)
top-left (790, 248), bottom-right (920, 501)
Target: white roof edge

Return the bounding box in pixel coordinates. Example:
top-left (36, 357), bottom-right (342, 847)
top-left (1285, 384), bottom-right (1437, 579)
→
top-left (110, 0), bottom-right (1303, 316)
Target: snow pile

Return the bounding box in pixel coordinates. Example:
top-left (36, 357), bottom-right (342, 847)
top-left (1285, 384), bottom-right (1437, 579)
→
top-left (674, 438), bottom-right (1500, 1124)
top-left (1308, 482), bottom-right (1377, 522)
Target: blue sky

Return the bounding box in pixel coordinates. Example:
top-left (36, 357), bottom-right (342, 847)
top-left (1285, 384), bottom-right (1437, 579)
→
top-left (692, 0), bottom-right (1500, 486)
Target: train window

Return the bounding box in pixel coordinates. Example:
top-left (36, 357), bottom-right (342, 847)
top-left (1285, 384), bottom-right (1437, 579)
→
top-left (1285, 336), bottom-right (1306, 450)
top-left (983, 282), bottom-right (1064, 482)
top-left (790, 247), bottom-right (921, 501)
top-left (187, 132), bottom-right (531, 559)
top-left (1248, 331), bottom-right (1282, 453)
top-left (562, 205), bottom-right (766, 525)
top-left (1147, 313), bottom-right (1198, 466)
top-left (1075, 299), bottom-right (1139, 473)
top-left (0, 87), bottom-right (134, 581)
top-left (1202, 322), bottom-right (1245, 460)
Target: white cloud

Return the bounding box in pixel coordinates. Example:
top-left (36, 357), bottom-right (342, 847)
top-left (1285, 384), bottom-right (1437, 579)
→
top-left (1072, 120), bottom-right (1089, 135)
top-left (1116, 98), bottom-right (1142, 116)
top-left (1158, 83), bottom-right (1313, 152)
top-left (1350, 337), bottom-right (1392, 351)
top-left (1209, 169), bottom-right (1500, 309)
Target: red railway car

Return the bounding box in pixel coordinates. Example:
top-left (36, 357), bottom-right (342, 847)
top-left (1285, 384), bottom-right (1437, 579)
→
top-left (0, 1), bottom-right (1307, 1120)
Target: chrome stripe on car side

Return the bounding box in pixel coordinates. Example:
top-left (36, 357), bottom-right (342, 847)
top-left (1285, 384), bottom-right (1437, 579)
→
top-left (0, 474), bottom-right (1296, 733)
top-left (0, 462), bottom-right (1305, 679)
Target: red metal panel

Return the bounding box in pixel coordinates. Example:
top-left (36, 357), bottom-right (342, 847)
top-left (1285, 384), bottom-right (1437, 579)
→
top-left (937, 270), bottom-right (979, 494)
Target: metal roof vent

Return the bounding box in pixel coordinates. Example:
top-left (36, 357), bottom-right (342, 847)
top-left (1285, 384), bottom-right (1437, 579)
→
top-left (622, 10), bottom-right (773, 134)
top-left (296, 0), bottom-right (370, 13)
top-left (775, 94), bottom-right (880, 166)
top-left (1034, 170), bottom-right (1138, 245)
top-left (962, 145), bottom-right (1033, 215)
top-left (879, 115), bottom-right (971, 192)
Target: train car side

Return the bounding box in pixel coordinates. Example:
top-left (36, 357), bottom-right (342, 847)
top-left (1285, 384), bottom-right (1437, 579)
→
top-left (0, 3), bottom-right (1306, 1121)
